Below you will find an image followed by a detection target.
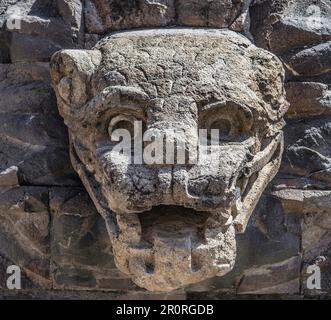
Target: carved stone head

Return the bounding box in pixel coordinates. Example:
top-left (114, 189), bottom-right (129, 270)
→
top-left (51, 29), bottom-right (288, 292)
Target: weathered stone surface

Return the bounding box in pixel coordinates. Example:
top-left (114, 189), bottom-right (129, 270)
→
top-left (283, 42), bottom-right (331, 78)
top-left (251, 0), bottom-right (331, 210)
top-left (0, 0), bottom-right (330, 299)
top-left (237, 256), bottom-right (301, 294)
top-left (0, 254), bottom-right (36, 290)
top-left (186, 195), bottom-right (302, 294)
top-left (84, 0), bottom-right (251, 35)
top-left (9, 18), bottom-right (76, 62)
top-left (51, 28), bottom-right (288, 292)
top-left (251, 0), bottom-right (331, 56)
top-left (50, 188), bottom-right (137, 291)
top-left (302, 213), bottom-right (331, 295)
top-left (176, 0), bottom-right (251, 31)
top-left (84, 33), bottom-right (100, 50)
top-left (0, 187), bottom-right (51, 289)
top-left (0, 166), bottom-right (19, 187)
top-left (0, 61), bottom-right (51, 83)
top-left (56, 0), bottom-right (84, 37)
top-left (281, 116), bottom-right (331, 185)
top-left (85, 0), bottom-right (175, 34)
top-left (0, 0), bottom-right (83, 62)
top-left (186, 194), bottom-right (301, 293)
top-left (272, 189), bottom-right (331, 214)
top-left (0, 62), bottom-right (80, 186)
top-left (286, 82), bottom-right (331, 118)
top-left (0, 288), bottom-right (187, 300)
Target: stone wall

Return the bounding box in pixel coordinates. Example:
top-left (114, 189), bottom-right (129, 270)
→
top-left (0, 0), bottom-right (330, 299)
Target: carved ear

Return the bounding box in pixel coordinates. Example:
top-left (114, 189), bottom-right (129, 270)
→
top-left (50, 49), bottom-right (102, 121)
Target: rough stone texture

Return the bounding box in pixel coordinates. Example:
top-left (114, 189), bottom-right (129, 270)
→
top-left (0, 288), bottom-right (187, 300)
top-left (50, 188), bottom-right (137, 291)
top-left (237, 256), bottom-right (301, 294)
top-left (302, 213), bottom-right (331, 296)
top-left (50, 29), bottom-right (288, 292)
top-left (262, 1), bottom-right (331, 298)
top-left (283, 42), bottom-right (331, 79)
top-left (0, 186), bottom-right (51, 289)
top-left (185, 194), bottom-right (301, 294)
top-left (0, 0), bottom-right (84, 63)
top-left (0, 0), bottom-right (331, 299)
top-left (250, 0), bottom-right (331, 56)
top-left (0, 166), bottom-right (19, 186)
top-left (281, 116), bottom-right (331, 185)
top-left (84, 0), bottom-right (252, 35)
top-left (273, 189), bottom-right (331, 215)
top-left (285, 82), bottom-right (331, 118)
top-left (0, 62), bottom-right (80, 186)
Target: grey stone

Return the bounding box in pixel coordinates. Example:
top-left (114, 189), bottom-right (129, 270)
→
top-left (0, 166), bottom-right (19, 187)
top-left (1, 0), bottom-right (83, 62)
top-left (50, 188), bottom-right (136, 291)
top-left (84, 0), bottom-right (251, 35)
top-left (0, 64), bottom-right (57, 115)
top-left (272, 189), bottom-right (331, 214)
top-left (0, 0), bottom-right (330, 299)
top-left (282, 116), bottom-right (331, 185)
top-left (186, 194), bottom-right (301, 293)
top-left (251, 0), bottom-right (331, 56)
top-left (286, 82), bottom-right (331, 118)
top-left (237, 256), bottom-right (301, 294)
top-left (51, 29), bottom-right (288, 292)
top-left (85, 0), bottom-right (175, 34)
top-left (283, 42), bottom-right (331, 78)
top-left (176, 0), bottom-right (251, 31)
top-left (0, 288), bottom-right (187, 300)
top-left (84, 33), bottom-right (101, 50)
top-left (302, 213), bottom-right (331, 295)
top-left (0, 62), bottom-right (80, 186)
top-left (0, 186), bottom-right (51, 289)
top-left (9, 16), bottom-right (78, 62)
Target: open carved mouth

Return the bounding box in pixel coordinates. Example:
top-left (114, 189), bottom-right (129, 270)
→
top-left (139, 205), bottom-right (210, 248)
top-left (111, 204), bottom-right (236, 292)
top-left (68, 132), bottom-right (284, 291)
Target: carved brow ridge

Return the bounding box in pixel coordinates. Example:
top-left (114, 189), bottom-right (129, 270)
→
top-left (82, 86), bottom-right (149, 123)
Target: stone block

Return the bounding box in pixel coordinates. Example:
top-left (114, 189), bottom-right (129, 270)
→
top-left (0, 186), bottom-right (51, 289)
top-left (302, 212), bottom-right (331, 296)
top-left (0, 62), bottom-right (80, 186)
top-left (286, 82), bottom-right (331, 118)
top-left (187, 195), bottom-right (301, 294)
top-left (85, 0), bottom-right (251, 34)
top-left (50, 188), bottom-right (137, 291)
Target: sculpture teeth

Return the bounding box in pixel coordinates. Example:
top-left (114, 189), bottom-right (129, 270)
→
top-left (116, 213), bottom-right (142, 244)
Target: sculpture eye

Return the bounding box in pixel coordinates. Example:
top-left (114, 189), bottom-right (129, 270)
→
top-left (199, 102), bottom-right (253, 143)
top-left (208, 117), bottom-right (233, 141)
top-left (108, 115), bottom-right (142, 140)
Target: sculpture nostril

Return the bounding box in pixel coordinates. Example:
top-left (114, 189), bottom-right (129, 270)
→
top-left (243, 167), bottom-right (251, 177)
top-left (247, 152), bottom-right (254, 162)
top-left (146, 262), bottom-right (155, 274)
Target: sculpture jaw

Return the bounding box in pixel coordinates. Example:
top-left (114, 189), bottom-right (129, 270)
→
top-left (70, 143), bottom-right (236, 292)
top-left (110, 136), bottom-right (283, 292)
top-left (68, 132), bottom-right (283, 292)
top-left (111, 206), bottom-right (236, 292)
